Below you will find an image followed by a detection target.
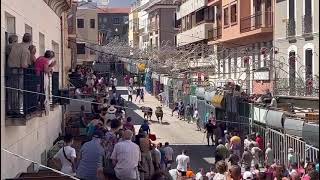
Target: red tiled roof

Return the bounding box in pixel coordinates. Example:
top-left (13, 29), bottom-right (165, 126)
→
top-left (97, 7), bottom-right (130, 14)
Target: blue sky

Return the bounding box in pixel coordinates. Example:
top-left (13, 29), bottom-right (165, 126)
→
top-left (108, 0), bottom-right (135, 7)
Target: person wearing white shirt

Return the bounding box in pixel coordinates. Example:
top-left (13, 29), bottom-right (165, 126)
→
top-left (53, 134), bottom-right (76, 175)
top-left (193, 108), bottom-right (201, 131)
top-left (176, 150), bottom-right (190, 176)
top-left (163, 142), bottom-right (174, 170)
top-left (128, 86), bottom-right (133, 102)
top-left (206, 166), bottom-right (215, 180)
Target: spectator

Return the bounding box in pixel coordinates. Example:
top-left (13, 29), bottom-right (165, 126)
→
top-left (151, 143), bottom-right (161, 171)
top-left (76, 130), bottom-right (105, 180)
top-left (140, 120), bottom-right (150, 135)
top-left (139, 88), bottom-right (145, 103)
top-left (91, 96), bottom-right (101, 114)
top-left (5, 34), bottom-right (18, 65)
top-left (212, 160), bottom-right (227, 180)
top-left (123, 117), bottom-right (135, 136)
top-left (195, 168), bottom-right (205, 180)
top-left (241, 147), bottom-right (253, 168)
top-left (244, 135), bottom-right (251, 150)
top-left (105, 105), bottom-right (117, 121)
top-left (289, 162), bottom-right (299, 179)
top-left (111, 130), bottom-right (141, 180)
top-left (8, 33), bottom-right (32, 68)
top-left (228, 165), bottom-right (242, 180)
top-left (163, 142), bottom-right (174, 170)
top-left (250, 143), bottom-right (261, 166)
top-left (252, 164), bottom-right (261, 179)
top-left (176, 150), bottom-right (190, 177)
top-left (215, 139), bottom-right (229, 162)
top-left (53, 134), bottom-right (76, 175)
top-left (139, 133), bottom-right (154, 180)
top-left (151, 171), bottom-right (173, 180)
top-left (228, 150), bottom-right (240, 166)
top-left (86, 117), bottom-right (103, 138)
top-left (205, 120), bottom-right (215, 146)
top-left (288, 148), bottom-right (297, 168)
top-left (103, 119), bottom-right (122, 168)
top-left (243, 165), bottom-right (253, 180)
top-left (28, 45), bottom-right (37, 66)
top-left (206, 165), bottom-right (216, 180)
top-left (158, 143), bottom-right (166, 171)
top-left (265, 143), bottom-right (274, 166)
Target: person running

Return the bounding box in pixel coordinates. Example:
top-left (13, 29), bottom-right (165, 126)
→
top-left (139, 88), bottom-right (144, 103)
top-left (135, 87), bottom-right (141, 102)
top-left (193, 108), bottom-right (201, 131)
top-left (128, 86), bottom-right (133, 102)
top-left (171, 102), bottom-right (179, 117)
top-left (205, 120), bottom-right (215, 146)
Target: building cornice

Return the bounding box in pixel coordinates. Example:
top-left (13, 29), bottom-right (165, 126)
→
top-left (44, 0), bottom-right (72, 16)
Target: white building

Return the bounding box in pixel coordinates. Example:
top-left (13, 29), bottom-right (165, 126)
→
top-left (1, 0), bottom-right (71, 178)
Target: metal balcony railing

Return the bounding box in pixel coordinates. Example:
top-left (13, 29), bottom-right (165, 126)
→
top-left (5, 67), bottom-right (60, 120)
top-left (286, 18), bottom-right (296, 39)
top-left (302, 15), bottom-right (313, 36)
top-left (6, 68), bottom-right (43, 119)
top-left (240, 11), bottom-right (273, 33)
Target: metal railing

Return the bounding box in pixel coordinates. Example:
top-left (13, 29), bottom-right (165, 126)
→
top-left (240, 11), bottom-right (273, 33)
top-left (6, 68), bottom-right (44, 119)
top-left (302, 15), bottom-right (313, 35)
top-left (286, 18), bottom-right (296, 39)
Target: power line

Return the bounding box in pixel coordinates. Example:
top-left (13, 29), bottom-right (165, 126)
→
top-left (4, 86), bottom-right (319, 134)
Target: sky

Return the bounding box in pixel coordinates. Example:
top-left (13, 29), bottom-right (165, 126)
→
top-left (107, 0), bottom-right (136, 7)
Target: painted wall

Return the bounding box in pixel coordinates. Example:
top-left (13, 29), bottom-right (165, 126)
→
top-left (1, 0), bottom-right (64, 178)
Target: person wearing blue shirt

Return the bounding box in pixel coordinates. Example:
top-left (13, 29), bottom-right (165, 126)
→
top-left (140, 120), bottom-right (150, 134)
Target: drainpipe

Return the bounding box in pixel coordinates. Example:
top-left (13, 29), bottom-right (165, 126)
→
top-left (60, 15), bottom-right (66, 136)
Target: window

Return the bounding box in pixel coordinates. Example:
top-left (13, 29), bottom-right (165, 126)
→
top-left (230, 4), bottom-right (237, 24)
top-left (224, 7), bottom-right (229, 26)
top-left (77, 19), bottom-right (84, 28)
top-left (25, 24), bottom-right (33, 42)
top-left (5, 12), bottom-right (16, 34)
top-left (39, 32), bottom-right (45, 55)
top-left (77, 43), bottom-right (86, 54)
top-left (113, 17), bottom-right (120, 25)
top-left (305, 0), bottom-right (312, 16)
top-left (90, 19), bottom-right (95, 28)
top-left (289, 0), bottom-right (295, 19)
top-left (305, 49), bottom-right (313, 79)
top-left (103, 17), bottom-right (108, 23)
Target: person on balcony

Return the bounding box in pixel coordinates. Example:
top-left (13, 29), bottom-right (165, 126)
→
top-left (35, 50), bottom-right (56, 113)
top-left (5, 34), bottom-right (18, 68)
top-left (7, 33), bottom-right (32, 116)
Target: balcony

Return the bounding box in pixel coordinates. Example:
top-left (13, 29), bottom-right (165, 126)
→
top-left (302, 15), bottom-right (313, 39)
top-left (286, 18), bottom-right (296, 41)
top-left (5, 68), bottom-right (60, 125)
top-left (176, 0), bottom-right (207, 19)
top-left (43, 0), bottom-right (72, 16)
top-left (240, 11), bottom-right (273, 33)
top-left (177, 23), bottom-right (213, 46)
top-left (148, 21), bottom-right (158, 32)
top-left (208, 26), bottom-right (222, 41)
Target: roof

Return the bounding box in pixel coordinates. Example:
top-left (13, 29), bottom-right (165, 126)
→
top-left (97, 7), bottom-right (130, 14)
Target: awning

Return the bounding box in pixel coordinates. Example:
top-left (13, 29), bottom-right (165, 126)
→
top-left (284, 118), bottom-right (304, 137)
top-left (265, 110), bottom-right (285, 129)
top-left (302, 123), bottom-right (319, 148)
top-left (195, 87), bottom-right (205, 99)
top-left (253, 107), bottom-right (268, 123)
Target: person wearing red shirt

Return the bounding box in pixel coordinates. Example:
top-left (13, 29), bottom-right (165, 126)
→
top-left (256, 133), bottom-right (264, 167)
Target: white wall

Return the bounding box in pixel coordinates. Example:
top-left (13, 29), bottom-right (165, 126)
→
top-left (1, 0), bottom-right (63, 178)
top-left (176, 0), bottom-right (207, 19)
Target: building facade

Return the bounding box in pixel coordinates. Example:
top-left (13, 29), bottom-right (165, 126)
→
top-left (274, 0), bottom-right (319, 96)
top-left (144, 0), bottom-right (177, 49)
top-left (97, 8), bottom-right (130, 45)
top-left (76, 1), bottom-right (99, 64)
top-left (1, 0), bottom-right (71, 178)
top-left (129, 3), bottom-right (140, 48)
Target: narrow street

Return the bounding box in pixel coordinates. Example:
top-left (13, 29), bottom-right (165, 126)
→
top-left (117, 87), bottom-right (216, 172)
